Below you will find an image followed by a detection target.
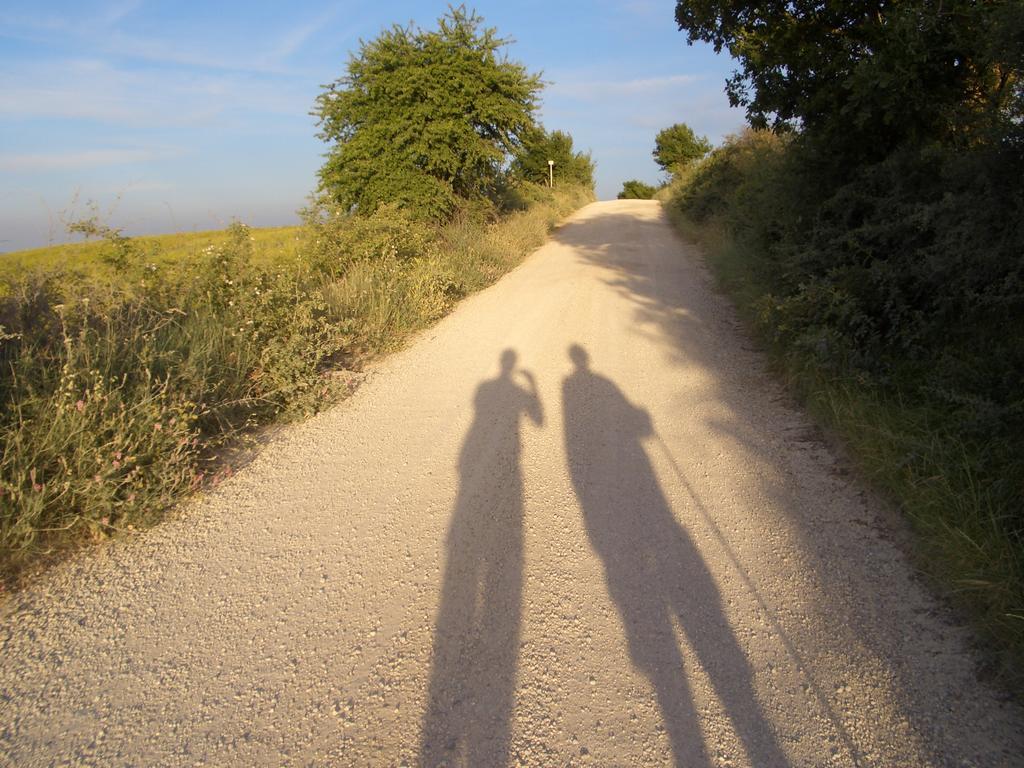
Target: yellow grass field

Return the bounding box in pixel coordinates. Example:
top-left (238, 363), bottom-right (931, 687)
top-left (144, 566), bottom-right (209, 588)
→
top-left (1, 226), bottom-right (305, 282)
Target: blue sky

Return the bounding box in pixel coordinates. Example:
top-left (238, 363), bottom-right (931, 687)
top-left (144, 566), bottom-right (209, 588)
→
top-left (0, 1), bottom-right (745, 252)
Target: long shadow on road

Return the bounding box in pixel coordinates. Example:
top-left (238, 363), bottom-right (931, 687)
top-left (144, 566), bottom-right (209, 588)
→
top-left (562, 343), bottom-right (788, 767)
top-left (419, 349), bottom-right (542, 767)
top-left (554, 205), bottom-right (865, 763)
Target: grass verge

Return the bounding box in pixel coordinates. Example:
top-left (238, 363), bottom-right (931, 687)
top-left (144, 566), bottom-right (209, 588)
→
top-left (0, 184), bottom-right (593, 587)
top-left (664, 203), bottom-right (1023, 687)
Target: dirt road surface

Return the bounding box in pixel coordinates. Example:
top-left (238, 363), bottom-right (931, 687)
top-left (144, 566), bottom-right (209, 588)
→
top-left (2, 200), bottom-right (1021, 767)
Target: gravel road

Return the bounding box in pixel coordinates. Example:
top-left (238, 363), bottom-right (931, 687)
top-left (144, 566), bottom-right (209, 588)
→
top-left (2, 200), bottom-right (1021, 767)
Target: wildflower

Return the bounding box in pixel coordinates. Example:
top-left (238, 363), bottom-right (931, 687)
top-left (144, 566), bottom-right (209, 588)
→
top-left (76, 400), bottom-right (85, 412)
top-left (112, 460), bottom-right (121, 470)
top-left (94, 474), bottom-right (102, 483)
top-left (154, 423), bottom-right (162, 431)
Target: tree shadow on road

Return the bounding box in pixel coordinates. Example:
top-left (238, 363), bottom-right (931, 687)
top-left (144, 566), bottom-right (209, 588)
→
top-left (420, 349), bottom-right (542, 767)
top-left (562, 343), bottom-right (788, 767)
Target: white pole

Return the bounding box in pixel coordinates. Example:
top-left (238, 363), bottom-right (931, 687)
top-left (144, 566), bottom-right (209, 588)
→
top-left (548, 159), bottom-right (554, 188)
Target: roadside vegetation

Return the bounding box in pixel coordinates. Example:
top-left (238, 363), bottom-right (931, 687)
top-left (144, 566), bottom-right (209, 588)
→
top-left (0, 6), bottom-right (594, 585)
top-left (0, 227), bottom-right (304, 284)
top-left (666, 1), bottom-right (1023, 682)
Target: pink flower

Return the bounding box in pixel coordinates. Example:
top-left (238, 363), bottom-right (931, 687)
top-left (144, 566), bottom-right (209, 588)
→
top-left (153, 423), bottom-right (162, 431)
top-left (112, 460), bottom-right (122, 470)
top-left (76, 400), bottom-right (85, 412)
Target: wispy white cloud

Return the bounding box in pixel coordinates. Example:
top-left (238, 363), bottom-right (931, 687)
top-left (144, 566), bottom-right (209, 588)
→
top-left (1, 0), bottom-right (141, 40)
top-left (1, 1), bottom-right (344, 76)
top-left (0, 147), bottom-right (171, 171)
top-left (0, 7), bottom-right (70, 33)
top-left (259, 4), bottom-right (346, 68)
top-left (127, 179), bottom-right (174, 192)
top-left (96, 0), bottom-right (142, 28)
top-left (618, 0), bottom-right (661, 19)
top-left (548, 73), bottom-right (702, 101)
top-left (0, 58), bottom-right (312, 126)
top-left (98, 32), bottom-right (300, 75)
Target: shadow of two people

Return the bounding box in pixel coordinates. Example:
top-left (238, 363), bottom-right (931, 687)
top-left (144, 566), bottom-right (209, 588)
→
top-left (420, 346), bottom-right (786, 767)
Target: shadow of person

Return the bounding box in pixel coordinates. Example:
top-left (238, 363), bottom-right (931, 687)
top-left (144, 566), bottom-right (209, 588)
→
top-left (420, 349), bottom-right (543, 767)
top-left (562, 344), bottom-right (788, 767)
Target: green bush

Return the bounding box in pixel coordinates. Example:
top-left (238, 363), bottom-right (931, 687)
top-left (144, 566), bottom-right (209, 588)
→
top-left (302, 203), bottom-right (440, 278)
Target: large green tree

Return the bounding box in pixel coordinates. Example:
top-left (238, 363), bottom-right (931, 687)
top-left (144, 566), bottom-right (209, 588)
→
top-left (653, 123), bottom-right (712, 173)
top-left (511, 127), bottom-right (595, 188)
top-left (313, 6), bottom-right (542, 220)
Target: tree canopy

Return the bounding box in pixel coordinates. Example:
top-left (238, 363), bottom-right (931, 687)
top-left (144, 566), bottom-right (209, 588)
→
top-left (511, 127), bottom-right (595, 188)
top-left (653, 123), bottom-right (712, 173)
top-left (313, 6), bottom-right (543, 220)
top-left (674, 1), bottom-right (1024, 158)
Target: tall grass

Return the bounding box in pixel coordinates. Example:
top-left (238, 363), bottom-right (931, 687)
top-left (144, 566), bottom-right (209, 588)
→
top-left (0, 184), bottom-right (592, 585)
